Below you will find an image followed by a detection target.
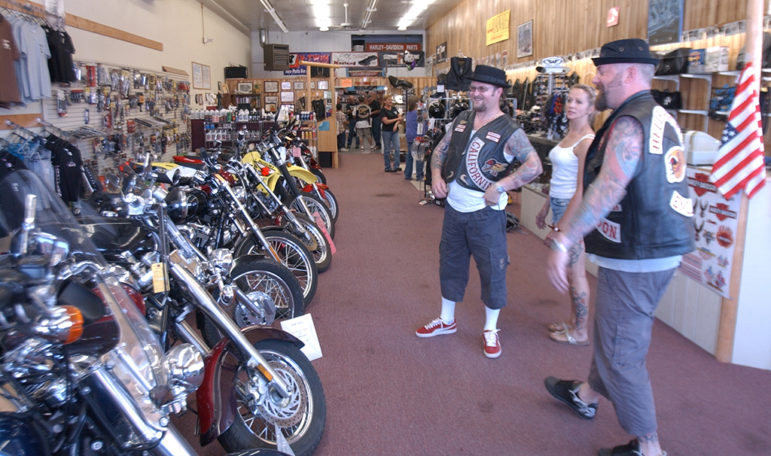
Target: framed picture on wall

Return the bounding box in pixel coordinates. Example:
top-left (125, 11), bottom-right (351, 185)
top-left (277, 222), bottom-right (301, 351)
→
top-left (264, 81), bottom-right (278, 92)
top-left (310, 81), bottom-right (316, 89)
top-left (281, 81), bottom-right (292, 90)
top-left (517, 20), bottom-right (533, 58)
top-left (192, 62), bottom-right (211, 90)
top-left (293, 81), bottom-right (305, 90)
top-left (265, 103), bottom-right (277, 112)
top-left (265, 95), bottom-right (278, 104)
top-left (317, 80), bottom-right (329, 90)
top-left (280, 91), bottom-right (294, 103)
top-left (237, 82), bottom-right (253, 94)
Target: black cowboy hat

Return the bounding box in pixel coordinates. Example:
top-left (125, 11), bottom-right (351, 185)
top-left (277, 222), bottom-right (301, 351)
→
top-left (468, 65), bottom-right (510, 88)
top-left (592, 38), bottom-right (659, 66)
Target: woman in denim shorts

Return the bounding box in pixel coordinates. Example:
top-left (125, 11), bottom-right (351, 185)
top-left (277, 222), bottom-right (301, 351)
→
top-left (535, 85), bottom-right (596, 345)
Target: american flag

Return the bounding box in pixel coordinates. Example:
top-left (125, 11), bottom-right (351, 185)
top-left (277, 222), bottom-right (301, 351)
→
top-left (711, 61), bottom-right (767, 199)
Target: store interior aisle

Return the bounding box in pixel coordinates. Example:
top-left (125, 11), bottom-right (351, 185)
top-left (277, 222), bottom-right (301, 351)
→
top-left (181, 152), bottom-right (771, 455)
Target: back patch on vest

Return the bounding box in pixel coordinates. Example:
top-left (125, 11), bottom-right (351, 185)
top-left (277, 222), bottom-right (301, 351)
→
top-left (596, 218), bottom-right (622, 243)
top-left (649, 106), bottom-right (680, 155)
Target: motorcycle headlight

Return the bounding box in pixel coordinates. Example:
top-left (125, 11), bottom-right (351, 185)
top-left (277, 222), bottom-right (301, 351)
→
top-left (165, 187), bottom-right (189, 223)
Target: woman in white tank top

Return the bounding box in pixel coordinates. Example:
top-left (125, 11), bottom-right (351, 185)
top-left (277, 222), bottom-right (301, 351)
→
top-left (535, 85), bottom-right (596, 345)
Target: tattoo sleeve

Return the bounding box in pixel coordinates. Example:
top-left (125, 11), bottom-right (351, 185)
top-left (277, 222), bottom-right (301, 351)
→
top-left (430, 130), bottom-right (453, 170)
top-left (563, 116), bottom-right (643, 246)
top-left (498, 129), bottom-right (542, 190)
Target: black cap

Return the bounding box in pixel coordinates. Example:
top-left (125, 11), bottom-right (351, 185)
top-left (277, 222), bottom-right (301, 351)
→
top-left (592, 38), bottom-right (658, 66)
top-left (468, 65), bottom-right (510, 88)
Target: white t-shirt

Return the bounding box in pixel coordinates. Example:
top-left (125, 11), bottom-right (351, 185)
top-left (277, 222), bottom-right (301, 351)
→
top-left (446, 129), bottom-right (514, 212)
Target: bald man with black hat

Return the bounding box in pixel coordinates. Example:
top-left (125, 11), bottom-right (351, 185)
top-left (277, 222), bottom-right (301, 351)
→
top-left (543, 38), bottom-right (694, 456)
top-left (415, 64), bottom-right (542, 359)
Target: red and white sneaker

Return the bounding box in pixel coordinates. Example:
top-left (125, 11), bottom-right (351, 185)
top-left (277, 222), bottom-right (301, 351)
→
top-left (416, 318), bottom-right (457, 338)
top-left (483, 329), bottom-right (501, 358)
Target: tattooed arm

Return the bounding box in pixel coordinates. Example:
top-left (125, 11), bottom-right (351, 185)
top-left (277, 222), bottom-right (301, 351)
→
top-left (483, 129), bottom-right (542, 205)
top-left (430, 129), bottom-right (453, 198)
top-left (547, 116), bottom-right (643, 292)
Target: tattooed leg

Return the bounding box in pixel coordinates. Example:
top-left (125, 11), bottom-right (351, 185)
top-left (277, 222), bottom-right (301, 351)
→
top-left (637, 432), bottom-right (664, 456)
top-left (551, 240), bottom-right (590, 343)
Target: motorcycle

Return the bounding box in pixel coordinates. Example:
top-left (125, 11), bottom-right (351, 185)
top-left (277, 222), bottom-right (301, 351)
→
top-left (81, 167), bottom-right (327, 454)
top-left (0, 167), bottom-right (203, 455)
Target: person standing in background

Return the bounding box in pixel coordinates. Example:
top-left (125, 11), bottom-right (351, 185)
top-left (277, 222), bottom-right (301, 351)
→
top-left (404, 96), bottom-right (425, 181)
top-left (335, 103), bottom-right (347, 151)
top-left (354, 96), bottom-right (374, 151)
top-left (345, 96), bottom-right (359, 150)
top-left (535, 84), bottom-right (596, 346)
top-left (381, 96), bottom-right (403, 172)
top-left (369, 91), bottom-right (382, 150)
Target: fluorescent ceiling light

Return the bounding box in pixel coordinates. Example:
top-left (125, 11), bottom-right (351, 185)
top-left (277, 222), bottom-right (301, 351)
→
top-left (397, 0), bottom-right (433, 30)
top-left (361, 0), bottom-right (377, 30)
top-left (311, 0), bottom-right (332, 31)
top-left (259, 0), bottom-right (289, 32)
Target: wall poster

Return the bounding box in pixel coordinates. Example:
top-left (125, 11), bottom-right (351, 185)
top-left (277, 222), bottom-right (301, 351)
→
top-left (678, 167), bottom-right (740, 298)
top-left (648, 0), bottom-right (684, 45)
top-left (192, 62), bottom-right (211, 90)
top-left (517, 20), bottom-right (533, 58)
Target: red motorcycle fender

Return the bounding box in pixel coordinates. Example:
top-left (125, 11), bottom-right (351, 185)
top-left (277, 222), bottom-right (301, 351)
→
top-left (197, 326), bottom-right (305, 447)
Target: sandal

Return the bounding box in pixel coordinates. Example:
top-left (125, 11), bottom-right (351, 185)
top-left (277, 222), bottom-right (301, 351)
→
top-left (547, 321), bottom-right (571, 333)
top-left (549, 328), bottom-right (590, 346)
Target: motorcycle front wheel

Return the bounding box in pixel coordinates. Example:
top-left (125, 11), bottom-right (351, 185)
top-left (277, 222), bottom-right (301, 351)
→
top-left (283, 214), bottom-right (331, 273)
top-left (235, 231), bottom-right (318, 307)
top-left (218, 339), bottom-right (326, 456)
top-left (201, 259), bottom-right (305, 346)
top-left (313, 187), bottom-right (338, 224)
top-left (289, 193), bottom-right (335, 240)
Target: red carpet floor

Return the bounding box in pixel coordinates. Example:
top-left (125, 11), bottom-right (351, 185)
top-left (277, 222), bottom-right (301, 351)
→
top-left (183, 152), bottom-right (771, 455)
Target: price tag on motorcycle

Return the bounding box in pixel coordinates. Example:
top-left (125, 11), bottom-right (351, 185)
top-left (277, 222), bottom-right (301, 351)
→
top-left (312, 211), bottom-right (336, 255)
top-left (151, 263), bottom-right (170, 293)
top-left (292, 146), bottom-right (302, 158)
top-left (280, 313), bottom-right (322, 361)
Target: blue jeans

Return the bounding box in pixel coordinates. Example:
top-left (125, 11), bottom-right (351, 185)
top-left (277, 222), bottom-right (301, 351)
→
top-left (550, 197), bottom-right (570, 224)
top-left (372, 116), bottom-right (382, 147)
top-left (346, 121), bottom-right (358, 148)
top-left (382, 130), bottom-right (400, 170)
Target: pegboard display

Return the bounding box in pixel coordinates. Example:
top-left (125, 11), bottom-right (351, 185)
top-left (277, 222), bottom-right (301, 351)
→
top-left (34, 61), bottom-right (192, 177)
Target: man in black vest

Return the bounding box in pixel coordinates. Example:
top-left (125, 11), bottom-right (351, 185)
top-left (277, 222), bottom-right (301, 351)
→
top-left (543, 39), bottom-right (694, 456)
top-left (415, 65), bottom-right (542, 359)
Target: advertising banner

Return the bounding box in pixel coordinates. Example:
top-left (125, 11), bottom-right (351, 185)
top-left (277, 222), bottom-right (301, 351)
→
top-left (284, 53), bottom-right (331, 76)
top-left (679, 167), bottom-right (740, 298)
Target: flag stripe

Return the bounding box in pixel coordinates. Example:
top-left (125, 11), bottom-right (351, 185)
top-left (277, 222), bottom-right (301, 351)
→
top-left (711, 61), bottom-right (768, 200)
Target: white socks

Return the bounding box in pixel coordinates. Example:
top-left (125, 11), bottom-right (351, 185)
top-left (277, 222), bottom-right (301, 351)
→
top-left (484, 306), bottom-right (500, 331)
top-left (440, 299), bottom-right (500, 331)
top-left (440, 297), bottom-right (456, 323)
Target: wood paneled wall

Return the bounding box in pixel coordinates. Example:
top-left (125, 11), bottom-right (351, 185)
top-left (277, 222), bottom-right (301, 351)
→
top-left (427, 0), bottom-right (747, 70)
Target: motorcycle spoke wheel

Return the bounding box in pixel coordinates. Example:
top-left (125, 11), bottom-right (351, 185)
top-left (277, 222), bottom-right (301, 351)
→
top-left (288, 214), bottom-right (331, 273)
top-left (231, 260), bottom-right (305, 321)
top-left (220, 340), bottom-right (326, 456)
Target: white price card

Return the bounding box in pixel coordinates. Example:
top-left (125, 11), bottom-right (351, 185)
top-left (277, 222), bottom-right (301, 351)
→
top-left (280, 313), bottom-right (323, 361)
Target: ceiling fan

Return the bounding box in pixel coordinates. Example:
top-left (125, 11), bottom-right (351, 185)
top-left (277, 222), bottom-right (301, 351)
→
top-left (327, 3), bottom-right (355, 30)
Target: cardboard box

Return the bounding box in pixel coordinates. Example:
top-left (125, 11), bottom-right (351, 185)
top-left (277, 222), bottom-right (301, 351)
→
top-left (688, 47), bottom-right (729, 73)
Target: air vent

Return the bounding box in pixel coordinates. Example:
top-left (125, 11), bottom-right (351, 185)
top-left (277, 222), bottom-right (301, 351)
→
top-left (264, 44), bottom-right (290, 71)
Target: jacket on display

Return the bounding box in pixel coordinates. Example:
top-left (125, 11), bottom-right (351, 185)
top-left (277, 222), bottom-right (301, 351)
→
top-left (445, 57), bottom-right (473, 91)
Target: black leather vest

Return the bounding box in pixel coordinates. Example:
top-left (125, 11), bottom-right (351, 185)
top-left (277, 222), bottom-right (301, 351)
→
top-left (583, 91), bottom-right (695, 259)
top-left (445, 57), bottom-right (473, 91)
top-left (442, 110), bottom-right (519, 192)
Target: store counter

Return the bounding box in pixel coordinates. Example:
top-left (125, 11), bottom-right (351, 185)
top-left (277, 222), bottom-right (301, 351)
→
top-left (520, 166), bottom-right (771, 370)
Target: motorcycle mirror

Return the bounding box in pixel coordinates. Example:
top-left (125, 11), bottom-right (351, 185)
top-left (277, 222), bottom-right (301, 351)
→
top-left (122, 174), bottom-right (137, 196)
